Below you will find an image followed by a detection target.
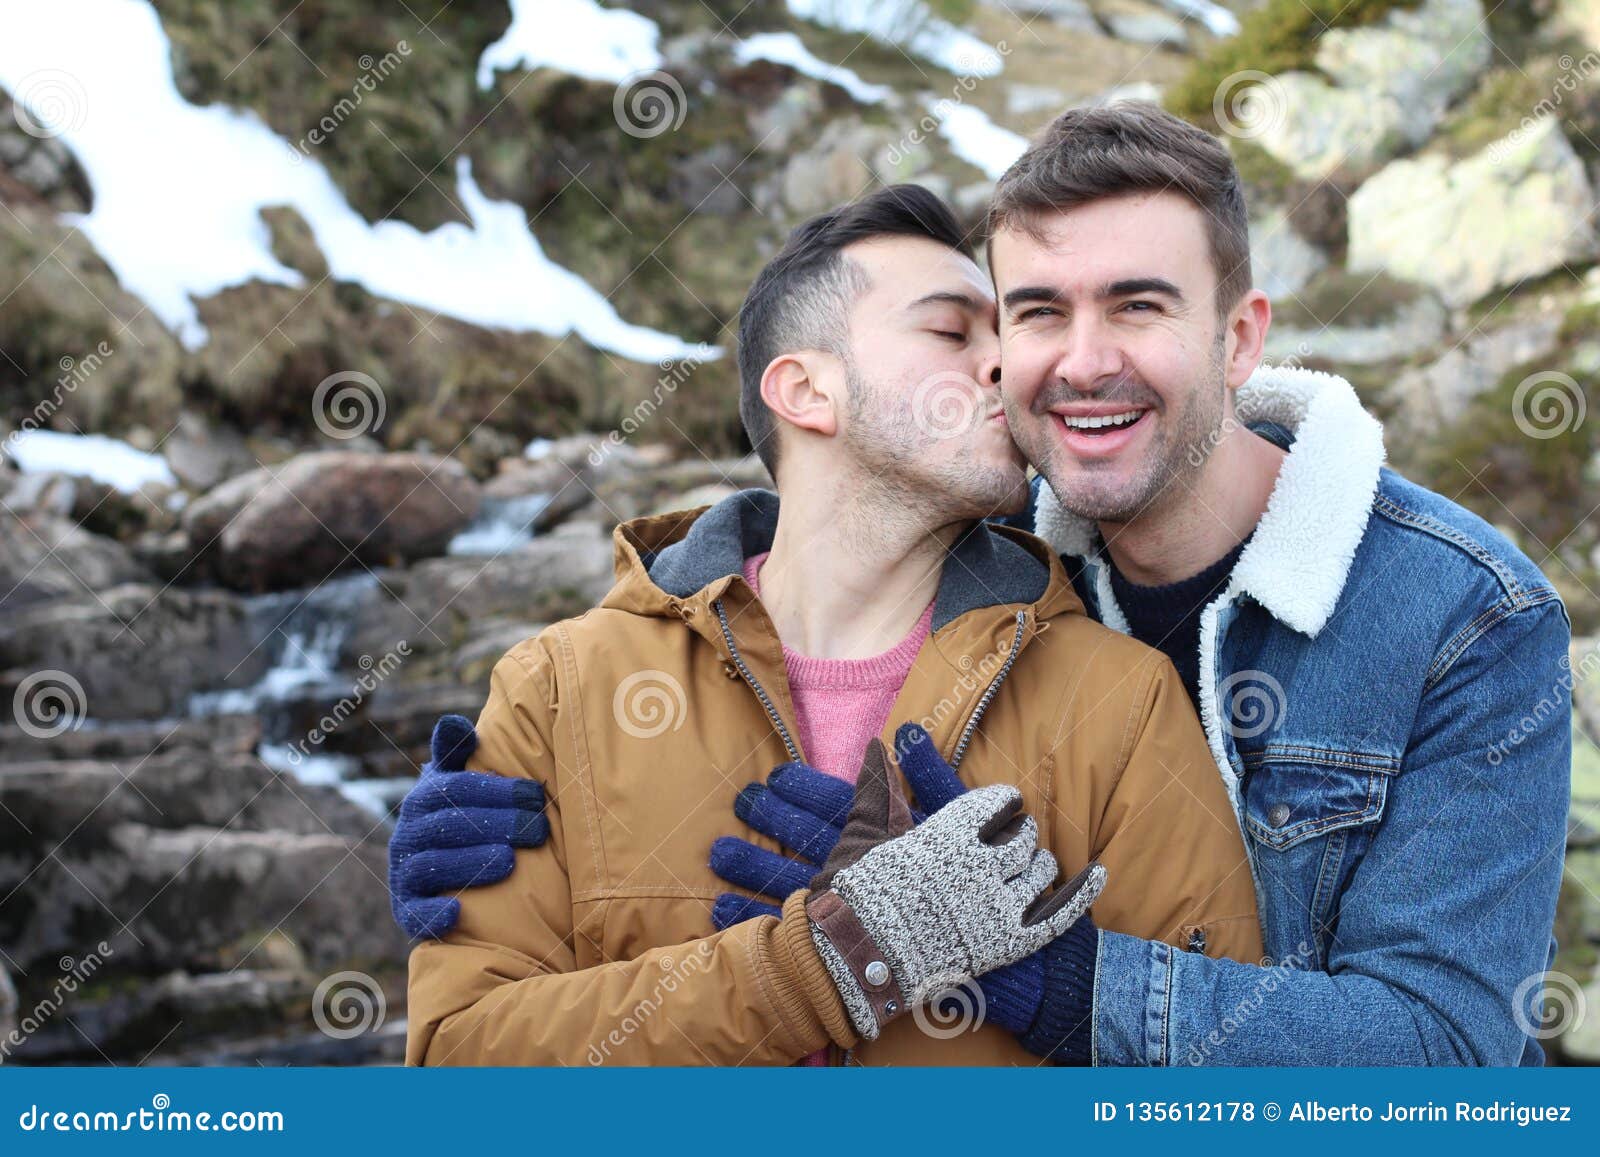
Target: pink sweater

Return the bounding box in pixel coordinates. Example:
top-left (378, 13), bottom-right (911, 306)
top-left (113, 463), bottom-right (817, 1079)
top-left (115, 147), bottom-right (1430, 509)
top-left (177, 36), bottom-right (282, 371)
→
top-left (742, 553), bottom-right (933, 784)
top-left (743, 553), bottom-right (932, 1064)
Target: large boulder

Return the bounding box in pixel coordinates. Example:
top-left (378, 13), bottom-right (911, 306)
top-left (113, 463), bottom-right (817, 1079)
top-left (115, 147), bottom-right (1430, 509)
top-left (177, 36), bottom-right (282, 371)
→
top-left (1249, 0), bottom-right (1489, 179)
top-left (0, 583), bottom-right (270, 721)
top-left (1385, 312), bottom-right (1565, 440)
top-left (182, 451), bottom-right (481, 591)
top-left (1347, 117), bottom-right (1599, 308)
top-left (0, 505), bottom-right (152, 609)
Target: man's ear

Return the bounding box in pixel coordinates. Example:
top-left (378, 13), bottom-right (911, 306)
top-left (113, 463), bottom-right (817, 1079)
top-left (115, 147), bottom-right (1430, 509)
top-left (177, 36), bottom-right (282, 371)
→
top-left (1223, 289), bottom-right (1271, 391)
top-left (760, 353), bottom-right (839, 438)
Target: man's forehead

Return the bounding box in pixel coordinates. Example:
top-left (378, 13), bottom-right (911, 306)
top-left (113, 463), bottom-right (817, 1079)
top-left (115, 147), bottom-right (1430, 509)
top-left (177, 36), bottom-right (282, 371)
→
top-left (843, 235), bottom-right (993, 306)
top-left (990, 192), bottom-right (1208, 284)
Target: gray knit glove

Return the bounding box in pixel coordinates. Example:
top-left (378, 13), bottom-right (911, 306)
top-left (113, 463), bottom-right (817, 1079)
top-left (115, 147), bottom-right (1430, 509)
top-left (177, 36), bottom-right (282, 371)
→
top-left (805, 739), bottom-right (1106, 1041)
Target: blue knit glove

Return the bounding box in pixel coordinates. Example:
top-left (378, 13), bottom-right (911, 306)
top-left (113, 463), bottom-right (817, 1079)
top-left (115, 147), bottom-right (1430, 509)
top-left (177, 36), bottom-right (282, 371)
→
top-left (387, 714), bottom-right (550, 940)
top-left (708, 722), bottom-right (1069, 1038)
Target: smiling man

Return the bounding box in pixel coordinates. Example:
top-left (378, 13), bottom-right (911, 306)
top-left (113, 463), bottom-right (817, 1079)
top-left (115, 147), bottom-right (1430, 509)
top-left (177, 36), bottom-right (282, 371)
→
top-left (985, 103), bottom-right (1571, 1065)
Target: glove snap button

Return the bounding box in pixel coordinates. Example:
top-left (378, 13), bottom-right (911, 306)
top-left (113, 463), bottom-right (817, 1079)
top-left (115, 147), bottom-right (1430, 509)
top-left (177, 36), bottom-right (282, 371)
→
top-left (864, 960), bottom-right (890, 987)
top-left (1268, 803), bottom-right (1291, 828)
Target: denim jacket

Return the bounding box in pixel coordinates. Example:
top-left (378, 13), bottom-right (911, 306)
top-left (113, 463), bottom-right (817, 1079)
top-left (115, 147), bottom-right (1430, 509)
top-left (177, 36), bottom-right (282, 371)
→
top-left (1031, 366), bottom-right (1572, 1065)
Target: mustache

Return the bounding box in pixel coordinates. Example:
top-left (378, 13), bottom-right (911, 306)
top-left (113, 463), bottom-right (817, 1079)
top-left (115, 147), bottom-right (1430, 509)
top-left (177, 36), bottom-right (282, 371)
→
top-left (1027, 373), bottom-right (1163, 414)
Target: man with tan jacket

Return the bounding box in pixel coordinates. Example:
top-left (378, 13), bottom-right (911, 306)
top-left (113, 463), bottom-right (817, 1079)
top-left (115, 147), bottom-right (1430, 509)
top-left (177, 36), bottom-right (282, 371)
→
top-left (402, 186), bottom-right (1261, 1066)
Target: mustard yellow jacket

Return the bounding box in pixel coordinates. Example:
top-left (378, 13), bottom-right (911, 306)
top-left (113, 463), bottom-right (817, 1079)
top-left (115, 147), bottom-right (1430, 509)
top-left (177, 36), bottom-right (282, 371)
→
top-left (406, 491), bottom-right (1262, 1065)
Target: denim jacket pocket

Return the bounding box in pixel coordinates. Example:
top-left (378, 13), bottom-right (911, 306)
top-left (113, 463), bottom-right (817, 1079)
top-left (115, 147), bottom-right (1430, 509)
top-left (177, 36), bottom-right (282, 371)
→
top-left (1242, 755), bottom-right (1397, 968)
top-left (1243, 756), bottom-right (1395, 852)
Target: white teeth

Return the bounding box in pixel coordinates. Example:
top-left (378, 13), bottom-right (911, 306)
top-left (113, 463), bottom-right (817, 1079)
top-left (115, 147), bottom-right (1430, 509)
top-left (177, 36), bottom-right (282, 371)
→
top-left (1063, 410), bottom-right (1142, 430)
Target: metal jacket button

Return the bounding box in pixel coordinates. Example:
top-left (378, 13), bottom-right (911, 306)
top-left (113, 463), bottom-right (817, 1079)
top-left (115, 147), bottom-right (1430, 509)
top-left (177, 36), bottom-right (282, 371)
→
top-left (1268, 803), bottom-right (1291, 828)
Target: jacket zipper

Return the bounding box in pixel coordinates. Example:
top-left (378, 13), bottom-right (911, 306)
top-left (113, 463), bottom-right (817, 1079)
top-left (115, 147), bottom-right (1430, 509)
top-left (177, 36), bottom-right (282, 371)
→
top-left (949, 611), bottom-right (1027, 769)
top-left (713, 599), bottom-right (801, 762)
top-left (845, 611), bottom-right (1027, 1067)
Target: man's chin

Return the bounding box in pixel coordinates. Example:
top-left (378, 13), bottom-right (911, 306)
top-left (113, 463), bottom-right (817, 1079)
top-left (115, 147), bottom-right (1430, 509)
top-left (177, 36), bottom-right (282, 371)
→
top-left (1037, 470), bottom-right (1155, 525)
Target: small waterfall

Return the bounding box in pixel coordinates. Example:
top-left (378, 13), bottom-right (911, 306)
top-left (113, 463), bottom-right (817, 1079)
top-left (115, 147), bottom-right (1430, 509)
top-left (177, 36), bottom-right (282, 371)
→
top-left (447, 492), bottom-right (552, 556)
top-left (188, 572), bottom-right (411, 818)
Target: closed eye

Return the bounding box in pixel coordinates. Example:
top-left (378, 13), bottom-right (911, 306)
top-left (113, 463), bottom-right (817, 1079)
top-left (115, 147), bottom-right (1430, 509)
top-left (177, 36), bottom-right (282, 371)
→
top-left (932, 330), bottom-right (966, 342)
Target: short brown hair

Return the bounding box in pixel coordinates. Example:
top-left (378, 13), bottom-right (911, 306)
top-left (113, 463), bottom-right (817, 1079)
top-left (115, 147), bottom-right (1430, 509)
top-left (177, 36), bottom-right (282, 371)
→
top-left (738, 185), bottom-right (970, 481)
top-left (986, 102), bottom-right (1251, 312)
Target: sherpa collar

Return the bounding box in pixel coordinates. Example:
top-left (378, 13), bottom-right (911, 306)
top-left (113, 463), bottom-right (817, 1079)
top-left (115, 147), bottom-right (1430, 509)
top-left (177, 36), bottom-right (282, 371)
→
top-left (1032, 366), bottom-right (1386, 637)
top-left (631, 488), bottom-right (1053, 632)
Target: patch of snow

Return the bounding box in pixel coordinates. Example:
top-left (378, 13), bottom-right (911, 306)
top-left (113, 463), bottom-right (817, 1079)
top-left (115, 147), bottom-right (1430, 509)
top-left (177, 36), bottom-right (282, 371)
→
top-left (733, 32), bottom-right (892, 105)
top-left (0, 1), bottom-right (708, 363)
top-left (931, 102), bottom-right (1026, 180)
top-left (5, 429), bottom-right (176, 492)
top-left (477, 0), bottom-right (663, 88)
top-left (1162, 0), bottom-right (1240, 38)
top-left (786, 0), bottom-right (1004, 77)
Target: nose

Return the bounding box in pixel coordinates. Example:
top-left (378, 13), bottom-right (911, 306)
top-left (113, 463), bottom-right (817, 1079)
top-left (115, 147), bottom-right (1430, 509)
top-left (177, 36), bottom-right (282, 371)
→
top-left (1051, 317), bottom-right (1124, 394)
top-left (977, 338), bottom-right (1002, 394)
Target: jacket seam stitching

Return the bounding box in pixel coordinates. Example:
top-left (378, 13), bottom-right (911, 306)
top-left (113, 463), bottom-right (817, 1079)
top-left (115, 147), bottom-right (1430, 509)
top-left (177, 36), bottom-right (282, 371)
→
top-left (552, 623), bottom-right (609, 892)
top-left (1371, 494), bottom-right (1525, 597)
top-left (1425, 592), bottom-right (1561, 689)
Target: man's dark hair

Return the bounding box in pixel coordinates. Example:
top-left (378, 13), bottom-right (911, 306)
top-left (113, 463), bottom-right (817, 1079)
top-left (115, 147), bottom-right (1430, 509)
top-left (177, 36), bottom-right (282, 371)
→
top-left (737, 184), bottom-right (970, 481)
top-left (986, 101), bottom-right (1250, 314)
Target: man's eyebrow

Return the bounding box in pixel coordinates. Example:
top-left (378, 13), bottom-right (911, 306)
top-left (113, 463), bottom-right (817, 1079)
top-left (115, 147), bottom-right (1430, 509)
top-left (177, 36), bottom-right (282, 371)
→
top-left (1001, 285), bottom-right (1063, 310)
top-left (906, 290), bottom-right (987, 311)
top-left (1102, 277), bottom-right (1184, 300)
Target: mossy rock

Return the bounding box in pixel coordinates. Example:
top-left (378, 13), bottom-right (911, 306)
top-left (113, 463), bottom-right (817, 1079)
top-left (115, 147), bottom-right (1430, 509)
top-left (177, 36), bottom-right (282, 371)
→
top-left (1421, 353), bottom-right (1597, 550)
top-left (1165, 0), bottom-right (1426, 128)
top-left (159, 0), bottom-right (512, 230)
